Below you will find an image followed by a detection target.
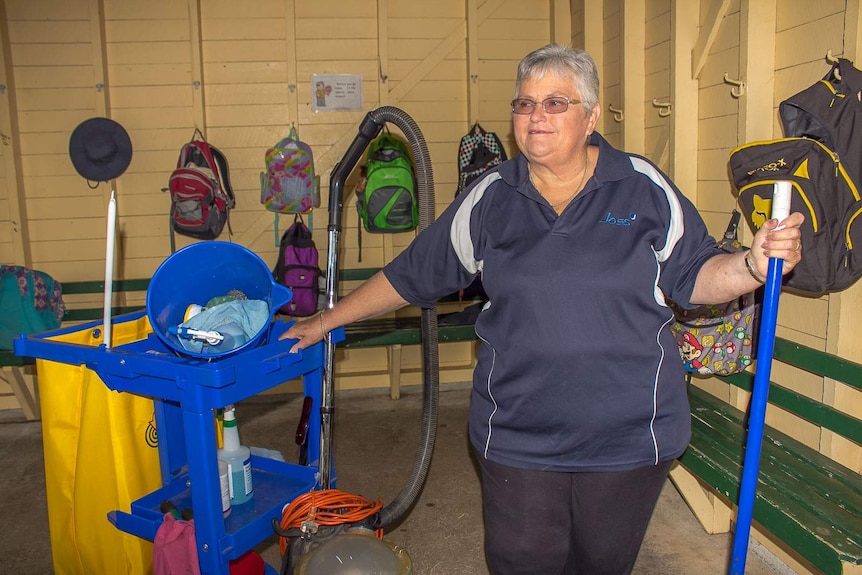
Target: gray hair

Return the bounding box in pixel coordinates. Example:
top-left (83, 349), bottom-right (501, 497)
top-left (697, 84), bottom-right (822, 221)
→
top-left (514, 44), bottom-right (599, 111)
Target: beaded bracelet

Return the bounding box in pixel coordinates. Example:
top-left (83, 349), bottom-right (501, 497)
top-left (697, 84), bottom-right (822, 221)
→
top-left (744, 250), bottom-right (766, 284)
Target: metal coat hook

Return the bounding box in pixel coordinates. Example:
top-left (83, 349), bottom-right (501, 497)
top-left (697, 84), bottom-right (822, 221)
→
top-left (608, 104), bottom-right (624, 122)
top-left (652, 98), bottom-right (672, 117)
top-left (826, 50), bottom-right (842, 81)
top-left (723, 73), bottom-right (746, 98)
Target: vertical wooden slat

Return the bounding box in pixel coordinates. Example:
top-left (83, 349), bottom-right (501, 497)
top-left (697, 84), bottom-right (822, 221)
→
top-left (738, 0), bottom-right (775, 143)
top-left (187, 0), bottom-right (206, 131)
top-left (87, 0), bottom-right (114, 217)
top-left (88, 0), bottom-right (109, 118)
top-left (466, 0), bottom-right (479, 125)
top-left (670, 0), bottom-right (699, 198)
top-left (847, 0), bottom-right (862, 62)
top-left (581, 1), bottom-right (604, 134)
top-left (377, 0), bottom-right (389, 107)
top-left (284, 0), bottom-right (298, 123)
top-left (622, 0), bottom-right (645, 154)
top-left (0, 0), bottom-right (29, 266)
top-left (550, 0), bottom-right (571, 45)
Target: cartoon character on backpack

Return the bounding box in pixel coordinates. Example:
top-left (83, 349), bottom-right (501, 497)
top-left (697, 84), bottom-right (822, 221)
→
top-left (260, 126), bottom-right (318, 214)
top-left (677, 331), bottom-right (706, 373)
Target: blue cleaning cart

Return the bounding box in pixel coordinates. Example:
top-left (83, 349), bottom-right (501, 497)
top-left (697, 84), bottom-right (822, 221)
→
top-left (15, 311), bottom-right (343, 575)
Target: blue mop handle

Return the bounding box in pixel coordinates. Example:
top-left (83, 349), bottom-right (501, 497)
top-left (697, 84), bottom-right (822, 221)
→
top-left (730, 181), bottom-right (792, 574)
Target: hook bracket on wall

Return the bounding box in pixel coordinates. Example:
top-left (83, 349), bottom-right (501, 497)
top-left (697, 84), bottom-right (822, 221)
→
top-left (608, 104), bottom-right (624, 122)
top-left (651, 98), bottom-right (672, 117)
top-left (723, 73), bottom-right (745, 98)
top-left (826, 50), bottom-right (843, 81)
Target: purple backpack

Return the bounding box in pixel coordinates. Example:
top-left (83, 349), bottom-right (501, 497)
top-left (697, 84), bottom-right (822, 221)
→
top-left (273, 215), bottom-right (322, 316)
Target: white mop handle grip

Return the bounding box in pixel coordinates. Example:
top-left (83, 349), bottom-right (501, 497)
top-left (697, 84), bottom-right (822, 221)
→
top-left (772, 181), bottom-right (792, 223)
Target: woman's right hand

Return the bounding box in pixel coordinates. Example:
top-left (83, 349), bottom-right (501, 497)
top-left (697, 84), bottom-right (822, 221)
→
top-left (278, 271), bottom-right (410, 354)
top-left (279, 313), bottom-right (326, 353)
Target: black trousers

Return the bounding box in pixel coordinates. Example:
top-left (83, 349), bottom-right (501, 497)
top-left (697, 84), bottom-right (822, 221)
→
top-left (477, 451), bottom-right (673, 575)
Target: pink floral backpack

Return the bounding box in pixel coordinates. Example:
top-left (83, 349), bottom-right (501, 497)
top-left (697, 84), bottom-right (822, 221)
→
top-left (260, 125), bottom-right (319, 215)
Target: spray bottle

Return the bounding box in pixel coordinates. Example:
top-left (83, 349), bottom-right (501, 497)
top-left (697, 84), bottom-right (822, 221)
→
top-left (217, 405), bottom-right (253, 505)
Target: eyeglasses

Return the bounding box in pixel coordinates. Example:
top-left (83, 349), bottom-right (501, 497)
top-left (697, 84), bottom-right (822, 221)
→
top-left (511, 97), bottom-right (582, 115)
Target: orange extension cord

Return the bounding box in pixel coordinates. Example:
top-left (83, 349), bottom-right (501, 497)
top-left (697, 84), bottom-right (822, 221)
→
top-left (277, 489), bottom-right (385, 556)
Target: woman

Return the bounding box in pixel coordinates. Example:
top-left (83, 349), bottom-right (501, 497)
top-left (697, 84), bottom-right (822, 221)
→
top-left (282, 44), bottom-right (804, 574)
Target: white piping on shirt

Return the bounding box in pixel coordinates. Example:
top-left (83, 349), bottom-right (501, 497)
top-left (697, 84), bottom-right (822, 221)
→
top-left (476, 327), bottom-right (498, 459)
top-left (629, 157), bottom-right (685, 307)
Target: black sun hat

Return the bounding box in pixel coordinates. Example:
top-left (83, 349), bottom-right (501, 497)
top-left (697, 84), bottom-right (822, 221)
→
top-left (68, 117), bottom-right (132, 182)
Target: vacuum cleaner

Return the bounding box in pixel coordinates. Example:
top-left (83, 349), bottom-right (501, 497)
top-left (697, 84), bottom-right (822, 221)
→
top-left (274, 107), bottom-right (440, 575)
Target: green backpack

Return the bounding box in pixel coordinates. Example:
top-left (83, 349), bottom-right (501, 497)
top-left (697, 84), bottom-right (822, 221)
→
top-left (357, 132), bottom-right (419, 233)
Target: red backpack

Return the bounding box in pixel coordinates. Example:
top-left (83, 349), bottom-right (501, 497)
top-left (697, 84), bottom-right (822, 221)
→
top-left (167, 129), bottom-right (236, 251)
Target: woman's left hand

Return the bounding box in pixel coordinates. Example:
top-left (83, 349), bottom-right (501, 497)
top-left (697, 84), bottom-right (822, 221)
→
top-left (748, 212), bottom-right (805, 278)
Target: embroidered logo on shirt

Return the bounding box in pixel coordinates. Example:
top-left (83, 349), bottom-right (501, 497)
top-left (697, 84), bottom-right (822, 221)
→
top-left (599, 211), bottom-right (637, 226)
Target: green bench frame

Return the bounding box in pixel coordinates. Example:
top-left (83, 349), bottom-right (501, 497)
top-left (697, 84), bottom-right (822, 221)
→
top-left (675, 337), bottom-right (862, 575)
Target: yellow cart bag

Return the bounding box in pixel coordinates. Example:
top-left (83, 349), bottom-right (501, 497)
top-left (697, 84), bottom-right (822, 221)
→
top-left (36, 313), bottom-right (161, 575)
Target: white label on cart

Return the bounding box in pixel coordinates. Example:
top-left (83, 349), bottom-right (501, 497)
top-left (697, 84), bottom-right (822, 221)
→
top-left (219, 461), bottom-right (231, 514)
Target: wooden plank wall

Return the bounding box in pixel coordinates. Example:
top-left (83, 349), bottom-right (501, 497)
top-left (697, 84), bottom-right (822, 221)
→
top-left (0, 0), bottom-right (560, 276)
top-left (0, 0), bottom-right (566, 402)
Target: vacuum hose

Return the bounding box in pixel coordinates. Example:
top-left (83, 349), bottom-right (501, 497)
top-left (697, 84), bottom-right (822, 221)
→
top-left (325, 106), bottom-right (439, 530)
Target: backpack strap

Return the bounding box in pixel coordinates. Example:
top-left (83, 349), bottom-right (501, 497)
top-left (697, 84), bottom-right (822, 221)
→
top-left (208, 144), bottom-right (235, 207)
top-left (201, 142), bottom-right (235, 237)
top-left (835, 57), bottom-right (862, 94)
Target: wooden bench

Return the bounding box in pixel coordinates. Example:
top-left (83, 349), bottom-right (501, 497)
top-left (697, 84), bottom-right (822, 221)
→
top-left (0, 278), bottom-right (150, 420)
top-left (335, 267), bottom-right (480, 399)
top-left (672, 337), bottom-right (862, 575)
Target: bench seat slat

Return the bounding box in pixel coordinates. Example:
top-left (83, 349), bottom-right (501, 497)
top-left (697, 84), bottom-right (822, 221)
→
top-left (685, 431), bottom-right (860, 571)
top-left (773, 338), bottom-right (862, 393)
top-left (689, 388), bottom-right (862, 515)
top-left (341, 317), bottom-right (477, 348)
top-left (684, 387), bottom-right (862, 572)
top-left (719, 376), bottom-right (862, 496)
top-left (724, 372), bottom-right (862, 446)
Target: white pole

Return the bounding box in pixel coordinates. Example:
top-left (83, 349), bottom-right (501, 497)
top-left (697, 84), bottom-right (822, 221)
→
top-left (103, 190), bottom-right (117, 349)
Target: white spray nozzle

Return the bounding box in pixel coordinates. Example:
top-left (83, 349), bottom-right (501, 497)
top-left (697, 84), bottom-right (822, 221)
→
top-left (169, 326), bottom-right (225, 345)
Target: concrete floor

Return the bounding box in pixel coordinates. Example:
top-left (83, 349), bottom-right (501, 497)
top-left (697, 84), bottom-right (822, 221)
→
top-left (1, 383), bottom-right (793, 574)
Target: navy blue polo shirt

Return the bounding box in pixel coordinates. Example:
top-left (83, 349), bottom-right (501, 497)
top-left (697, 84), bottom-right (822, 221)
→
top-left (384, 132), bottom-right (719, 472)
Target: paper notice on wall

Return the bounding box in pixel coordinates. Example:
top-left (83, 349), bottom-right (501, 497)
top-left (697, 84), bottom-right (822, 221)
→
top-left (311, 74), bottom-right (363, 112)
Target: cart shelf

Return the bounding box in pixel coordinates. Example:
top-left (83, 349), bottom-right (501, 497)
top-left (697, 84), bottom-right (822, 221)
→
top-left (14, 312), bottom-right (343, 575)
